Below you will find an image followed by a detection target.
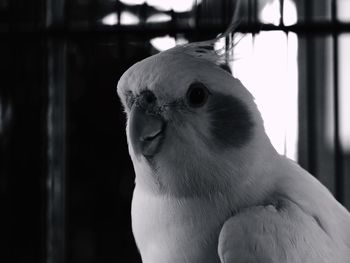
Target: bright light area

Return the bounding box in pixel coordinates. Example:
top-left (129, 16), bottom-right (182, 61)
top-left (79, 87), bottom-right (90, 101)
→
top-left (146, 0), bottom-right (171, 11)
top-left (214, 36), bottom-right (225, 53)
top-left (119, 0), bottom-right (146, 5)
top-left (146, 14), bottom-right (172, 23)
top-left (232, 32), bottom-right (299, 160)
top-left (101, 13), bottom-right (118, 26)
top-left (338, 0), bottom-right (350, 22)
top-left (101, 11), bottom-right (140, 26)
top-left (147, 0), bottom-right (194, 12)
top-left (260, 0), bottom-right (296, 26)
top-left (150, 35), bottom-right (188, 52)
top-left (120, 0), bottom-right (200, 11)
top-left (120, 11), bottom-right (140, 25)
top-left (170, 0), bottom-right (194, 12)
top-left (150, 35), bottom-right (176, 51)
top-left (176, 36), bottom-right (189, 45)
top-left (283, 0), bottom-right (297, 26)
top-left (259, 0), bottom-right (281, 26)
top-left (339, 34), bottom-right (350, 152)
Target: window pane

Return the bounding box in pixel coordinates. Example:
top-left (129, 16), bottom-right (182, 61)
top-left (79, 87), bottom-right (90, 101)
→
top-left (338, 0), bottom-right (350, 22)
top-left (69, 0), bottom-right (199, 29)
top-left (255, 0), bottom-right (335, 25)
top-left (293, 0), bottom-right (332, 22)
top-left (258, 0), bottom-right (281, 25)
top-left (232, 31), bottom-right (299, 161)
top-left (283, 0), bottom-right (298, 25)
top-left (297, 36), bottom-right (338, 192)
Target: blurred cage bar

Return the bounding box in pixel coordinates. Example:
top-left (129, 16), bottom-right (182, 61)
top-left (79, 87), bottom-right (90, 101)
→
top-left (0, 0), bottom-right (350, 263)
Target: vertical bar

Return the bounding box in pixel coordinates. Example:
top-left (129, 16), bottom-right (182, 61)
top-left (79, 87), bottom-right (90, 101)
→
top-left (225, 32), bottom-right (232, 70)
top-left (194, 0), bottom-right (199, 30)
top-left (140, 2), bottom-right (147, 26)
top-left (46, 0), bottom-right (65, 28)
top-left (45, 1), bottom-right (66, 263)
top-left (331, 0), bottom-right (344, 203)
top-left (297, 38), bottom-right (309, 170)
top-left (0, 39), bottom-right (13, 262)
top-left (116, 0), bottom-right (121, 27)
top-left (9, 0), bottom-right (14, 31)
top-left (279, 0), bottom-right (284, 26)
top-left (89, 0), bottom-right (97, 30)
top-left (248, 0), bottom-right (252, 25)
top-left (338, 35), bottom-right (350, 209)
top-left (221, 0), bottom-right (225, 27)
top-left (253, 0), bottom-right (257, 24)
top-left (46, 40), bottom-right (67, 263)
top-left (304, 0), bottom-right (317, 174)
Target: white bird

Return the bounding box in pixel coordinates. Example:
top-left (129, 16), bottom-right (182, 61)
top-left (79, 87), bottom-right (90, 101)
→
top-left (117, 38), bottom-right (350, 263)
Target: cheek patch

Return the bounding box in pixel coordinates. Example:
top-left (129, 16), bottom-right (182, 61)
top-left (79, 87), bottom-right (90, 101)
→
top-left (208, 93), bottom-right (254, 149)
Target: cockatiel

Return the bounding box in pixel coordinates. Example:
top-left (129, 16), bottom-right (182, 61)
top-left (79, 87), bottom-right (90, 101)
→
top-left (117, 36), bottom-right (350, 263)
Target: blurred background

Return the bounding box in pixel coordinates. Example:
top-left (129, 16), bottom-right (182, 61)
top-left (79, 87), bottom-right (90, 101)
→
top-left (0, 0), bottom-right (350, 262)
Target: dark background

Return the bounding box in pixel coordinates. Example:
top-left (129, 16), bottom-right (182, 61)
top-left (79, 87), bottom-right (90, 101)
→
top-left (1, 0), bottom-right (349, 263)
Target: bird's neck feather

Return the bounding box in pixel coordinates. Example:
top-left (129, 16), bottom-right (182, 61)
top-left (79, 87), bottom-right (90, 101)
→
top-left (133, 130), bottom-right (280, 211)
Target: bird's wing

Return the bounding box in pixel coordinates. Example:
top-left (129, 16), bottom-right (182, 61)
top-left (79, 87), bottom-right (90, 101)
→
top-left (218, 197), bottom-right (350, 263)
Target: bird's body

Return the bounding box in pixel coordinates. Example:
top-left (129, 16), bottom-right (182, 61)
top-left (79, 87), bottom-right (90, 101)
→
top-left (131, 154), bottom-right (350, 263)
top-left (117, 44), bottom-right (350, 262)
top-left (132, 184), bottom-right (225, 263)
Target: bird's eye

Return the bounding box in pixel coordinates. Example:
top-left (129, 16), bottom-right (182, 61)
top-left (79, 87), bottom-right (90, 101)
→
top-left (186, 82), bottom-right (209, 108)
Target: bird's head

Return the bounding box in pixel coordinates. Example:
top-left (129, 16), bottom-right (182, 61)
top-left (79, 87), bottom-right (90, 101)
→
top-left (117, 44), bottom-right (276, 198)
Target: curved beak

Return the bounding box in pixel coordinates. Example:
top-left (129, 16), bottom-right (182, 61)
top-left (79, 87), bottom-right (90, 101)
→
top-left (129, 106), bottom-right (166, 158)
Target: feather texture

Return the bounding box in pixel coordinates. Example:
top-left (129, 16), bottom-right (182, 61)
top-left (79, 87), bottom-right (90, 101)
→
top-left (116, 0), bottom-right (350, 260)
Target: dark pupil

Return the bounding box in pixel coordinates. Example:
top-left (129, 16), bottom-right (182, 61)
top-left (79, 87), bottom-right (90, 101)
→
top-left (189, 87), bottom-right (205, 105)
